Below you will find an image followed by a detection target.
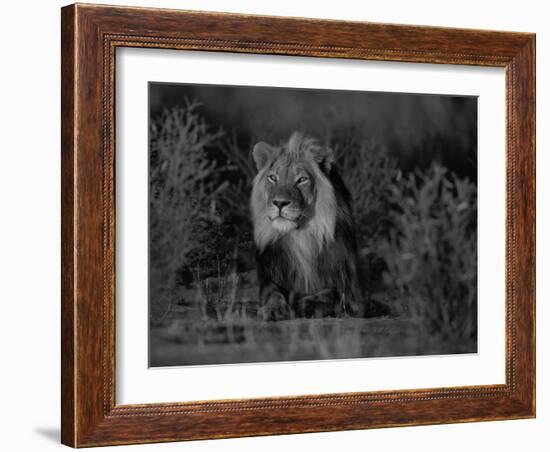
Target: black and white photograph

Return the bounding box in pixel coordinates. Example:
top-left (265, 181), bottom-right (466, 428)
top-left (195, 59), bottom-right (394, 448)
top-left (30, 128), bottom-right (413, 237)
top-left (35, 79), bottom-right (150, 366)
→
top-left (148, 82), bottom-right (478, 367)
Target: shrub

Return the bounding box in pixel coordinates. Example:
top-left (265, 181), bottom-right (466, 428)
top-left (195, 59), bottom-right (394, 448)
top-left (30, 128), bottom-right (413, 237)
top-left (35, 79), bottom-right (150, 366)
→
top-left (379, 164), bottom-right (477, 341)
top-left (216, 134), bottom-right (257, 221)
top-left (334, 139), bottom-right (397, 255)
top-left (149, 101), bottom-right (225, 321)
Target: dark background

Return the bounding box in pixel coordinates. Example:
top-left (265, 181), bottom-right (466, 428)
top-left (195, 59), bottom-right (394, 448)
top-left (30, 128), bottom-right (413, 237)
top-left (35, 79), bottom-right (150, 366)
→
top-left (150, 83), bottom-right (477, 178)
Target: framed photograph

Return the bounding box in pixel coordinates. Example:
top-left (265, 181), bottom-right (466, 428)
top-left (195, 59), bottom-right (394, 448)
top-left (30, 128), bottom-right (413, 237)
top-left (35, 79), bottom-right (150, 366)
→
top-left (61, 3), bottom-right (536, 447)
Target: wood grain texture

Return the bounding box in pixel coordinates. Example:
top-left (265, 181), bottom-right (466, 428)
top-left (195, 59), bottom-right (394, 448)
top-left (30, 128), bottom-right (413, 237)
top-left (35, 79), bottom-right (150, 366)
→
top-left (60, 3), bottom-right (536, 447)
top-left (60, 5), bottom-right (76, 447)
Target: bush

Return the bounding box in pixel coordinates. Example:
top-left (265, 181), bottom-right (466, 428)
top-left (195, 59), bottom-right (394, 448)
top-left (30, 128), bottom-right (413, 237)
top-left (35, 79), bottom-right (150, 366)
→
top-left (215, 134), bottom-right (257, 222)
top-left (379, 164), bottom-right (477, 341)
top-left (149, 101), bottom-right (225, 320)
top-left (334, 139), bottom-right (397, 253)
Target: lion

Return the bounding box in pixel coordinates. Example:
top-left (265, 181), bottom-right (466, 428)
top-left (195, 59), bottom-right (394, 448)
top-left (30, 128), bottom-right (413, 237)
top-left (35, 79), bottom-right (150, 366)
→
top-left (250, 132), bottom-right (362, 320)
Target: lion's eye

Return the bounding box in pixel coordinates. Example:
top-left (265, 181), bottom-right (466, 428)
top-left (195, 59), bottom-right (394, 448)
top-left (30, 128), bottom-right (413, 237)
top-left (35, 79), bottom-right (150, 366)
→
top-left (296, 176), bottom-right (309, 185)
top-left (267, 174), bottom-right (277, 183)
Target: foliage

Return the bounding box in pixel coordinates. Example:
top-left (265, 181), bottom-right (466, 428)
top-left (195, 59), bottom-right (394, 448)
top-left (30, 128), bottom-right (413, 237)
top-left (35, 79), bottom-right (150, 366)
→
top-left (379, 164), bottom-right (477, 341)
top-left (334, 139), bottom-right (397, 259)
top-left (149, 100), bottom-right (225, 321)
top-left (215, 133), bottom-right (257, 221)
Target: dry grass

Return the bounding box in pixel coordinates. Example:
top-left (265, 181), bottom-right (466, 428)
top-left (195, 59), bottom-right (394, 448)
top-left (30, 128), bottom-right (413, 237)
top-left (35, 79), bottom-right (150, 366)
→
top-left (150, 311), bottom-right (474, 366)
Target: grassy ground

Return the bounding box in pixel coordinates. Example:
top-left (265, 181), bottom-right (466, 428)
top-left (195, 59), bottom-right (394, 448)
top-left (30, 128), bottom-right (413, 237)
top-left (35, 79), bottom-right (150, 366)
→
top-left (149, 281), bottom-right (476, 367)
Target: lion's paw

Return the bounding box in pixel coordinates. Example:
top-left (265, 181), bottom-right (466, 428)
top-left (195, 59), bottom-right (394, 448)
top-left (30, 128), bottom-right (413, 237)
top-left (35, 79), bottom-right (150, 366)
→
top-left (261, 291), bottom-right (291, 321)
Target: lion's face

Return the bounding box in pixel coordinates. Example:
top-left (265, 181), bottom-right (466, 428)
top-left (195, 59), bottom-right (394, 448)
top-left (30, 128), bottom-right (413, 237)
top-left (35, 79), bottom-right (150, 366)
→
top-left (251, 133), bottom-right (337, 249)
top-left (260, 153), bottom-right (316, 233)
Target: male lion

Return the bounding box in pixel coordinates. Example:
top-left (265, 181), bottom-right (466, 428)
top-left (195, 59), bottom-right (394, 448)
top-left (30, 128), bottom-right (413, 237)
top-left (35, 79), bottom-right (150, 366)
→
top-left (251, 132), bottom-right (362, 320)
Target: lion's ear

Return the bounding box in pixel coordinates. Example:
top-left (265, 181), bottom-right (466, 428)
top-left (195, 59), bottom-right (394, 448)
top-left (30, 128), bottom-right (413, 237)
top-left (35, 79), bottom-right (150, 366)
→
top-left (252, 142), bottom-right (275, 171)
top-left (310, 145), bottom-right (334, 172)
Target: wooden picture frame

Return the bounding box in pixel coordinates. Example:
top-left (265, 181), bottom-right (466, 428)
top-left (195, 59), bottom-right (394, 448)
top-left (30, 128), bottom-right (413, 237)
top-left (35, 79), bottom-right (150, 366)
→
top-left (61, 3), bottom-right (535, 447)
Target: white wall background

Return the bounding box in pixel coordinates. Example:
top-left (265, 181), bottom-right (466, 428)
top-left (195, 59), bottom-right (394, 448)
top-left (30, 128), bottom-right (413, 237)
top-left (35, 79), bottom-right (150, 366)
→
top-left (0, 1), bottom-right (545, 450)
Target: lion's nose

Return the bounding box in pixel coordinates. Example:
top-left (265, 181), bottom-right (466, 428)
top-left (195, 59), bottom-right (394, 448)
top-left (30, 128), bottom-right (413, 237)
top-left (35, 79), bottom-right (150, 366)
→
top-left (272, 199), bottom-right (291, 210)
